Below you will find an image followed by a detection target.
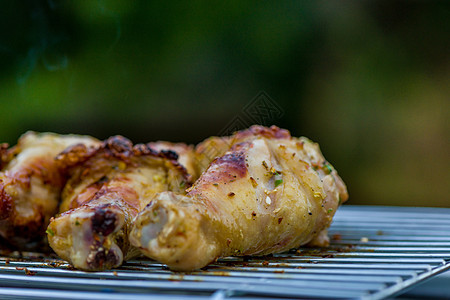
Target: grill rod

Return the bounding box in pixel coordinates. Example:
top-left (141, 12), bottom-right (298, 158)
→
top-left (0, 205), bottom-right (449, 299)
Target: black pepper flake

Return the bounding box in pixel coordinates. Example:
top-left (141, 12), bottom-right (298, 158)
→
top-left (228, 192), bottom-right (235, 197)
top-left (308, 212), bottom-right (312, 215)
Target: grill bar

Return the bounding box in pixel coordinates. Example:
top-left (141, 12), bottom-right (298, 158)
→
top-left (1, 205), bottom-right (449, 299)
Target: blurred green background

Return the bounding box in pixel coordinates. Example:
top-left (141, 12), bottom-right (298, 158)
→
top-left (0, 1), bottom-right (448, 207)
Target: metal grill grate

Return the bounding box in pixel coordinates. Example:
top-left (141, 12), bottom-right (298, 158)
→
top-left (1, 205), bottom-right (449, 299)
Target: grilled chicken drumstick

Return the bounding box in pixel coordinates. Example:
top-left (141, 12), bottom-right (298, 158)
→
top-left (0, 132), bottom-right (99, 250)
top-left (130, 126), bottom-right (348, 271)
top-left (47, 136), bottom-right (190, 271)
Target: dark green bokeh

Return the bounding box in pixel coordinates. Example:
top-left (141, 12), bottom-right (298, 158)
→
top-left (0, 1), bottom-right (449, 207)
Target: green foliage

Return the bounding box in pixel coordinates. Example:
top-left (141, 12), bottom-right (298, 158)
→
top-left (0, 1), bottom-right (448, 206)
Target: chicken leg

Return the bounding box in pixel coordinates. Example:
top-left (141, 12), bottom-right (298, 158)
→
top-left (130, 126), bottom-right (348, 271)
top-left (47, 136), bottom-right (190, 270)
top-left (0, 132), bottom-right (99, 250)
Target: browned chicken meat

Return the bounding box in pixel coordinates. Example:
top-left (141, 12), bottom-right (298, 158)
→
top-left (47, 136), bottom-right (190, 271)
top-left (148, 141), bottom-right (198, 181)
top-left (0, 132), bottom-right (99, 250)
top-left (130, 125), bottom-right (348, 271)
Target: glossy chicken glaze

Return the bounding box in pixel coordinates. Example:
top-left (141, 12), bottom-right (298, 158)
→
top-left (130, 126), bottom-right (348, 271)
top-left (0, 132), bottom-right (99, 249)
top-left (47, 136), bottom-right (191, 271)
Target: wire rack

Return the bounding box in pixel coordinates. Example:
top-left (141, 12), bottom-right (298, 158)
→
top-left (1, 205), bottom-right (449, 300)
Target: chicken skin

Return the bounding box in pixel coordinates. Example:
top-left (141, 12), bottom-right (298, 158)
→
top-left (148, 141), bottom-right (198, 180)
top-left (47, 136), bottom-right (190, 271)
top-left (130, 126), bottom-right (348, 271)
top-left (194, 136), bottom-right (233, 175)
top-left (0, 132), bottom-right (99, 250)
